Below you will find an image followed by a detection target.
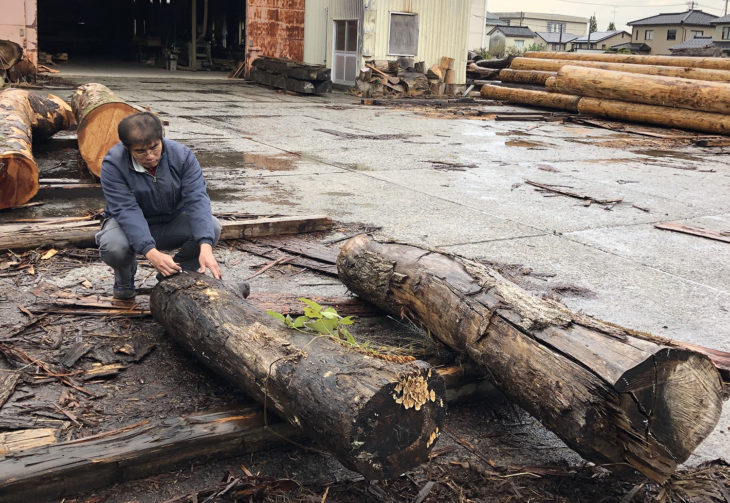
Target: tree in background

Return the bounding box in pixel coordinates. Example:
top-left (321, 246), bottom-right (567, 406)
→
top-left (607, 21), bottom-right (616, 31)
top-left (589, 15), bottom-right (598, 34)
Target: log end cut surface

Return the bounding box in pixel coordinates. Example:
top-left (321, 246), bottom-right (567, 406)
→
top-left (78, 103), bottom-right (138, 177)
top-left (0, 156), bottom-right (38, 209)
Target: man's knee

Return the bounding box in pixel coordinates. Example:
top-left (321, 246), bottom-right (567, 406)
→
top-left (212, 216), bottom-right (222, 245)
top-left (97, 220), bottom-right (135, 267)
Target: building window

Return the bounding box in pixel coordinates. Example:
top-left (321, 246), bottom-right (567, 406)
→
top-left (723, 26), bottom-right (730, 39)
top-left (636, 30), bottom-right (639, 40)
top-left (601, 44), bottom-right (606, 49)
top-left (547, 22), bottom-right (567, 33)
top-left (514, 39), bottom-right (524, 48)
top-left (388, 12), bottom-right (419, 56)
top-left (691, 30), bottom-right (703, 38)
top-left (645, 30), bottom-right (653, 40)
top-left (667, 29), bottom-right (676, 40)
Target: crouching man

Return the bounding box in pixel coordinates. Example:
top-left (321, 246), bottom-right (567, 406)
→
top-left (96, 112), bottom-right (222, 299)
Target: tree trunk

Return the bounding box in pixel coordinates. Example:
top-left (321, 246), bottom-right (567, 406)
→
top-left (70, 83), bottom-right (141, 178)
top-left (0, 89), bottom-right (75, 210)
top-left (548, 65), bottom-right (730, 114)
top-left (480, 84), bottom-right (580, 112)
top-left (523, 51), bottom-right (730, 70)
top-left (0, 40), bottom-right (23, 70)
top-left (577, 97), bottom-right (730, 135)
top-left (510, 57), bottom-right (730, 83)
top-left (498, 69), bottom-right (555, 86)
top-left (149, 273), bottom-right (446, 480)
top-left (336, 235), bottom-right (723, 483)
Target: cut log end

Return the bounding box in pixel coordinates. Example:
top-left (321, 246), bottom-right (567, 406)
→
top-left (77, 103), bottom-right (139, 177)
top-left (0, 156), bottom-right (39, 209)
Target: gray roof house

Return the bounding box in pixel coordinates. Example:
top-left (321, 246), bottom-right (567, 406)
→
top-left (627, 9), bottom-right (718, 54)
top-left (571, 30), bottom-right (632, 50)
top-left (487, 26), bottom-right (536, 56)
top-left (534, 31), bottom-right (579, 51)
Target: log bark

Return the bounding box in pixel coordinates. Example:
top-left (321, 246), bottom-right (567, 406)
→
top-left (70, 83), bottom-right (141, 178)
top-left (150, 273), bottom-right (446, 480)
top-left (577, 97), bottom-right (730, 135)
top-left (336, 235), bottom-right (724, 483)
top-left (498, 69), bottom-right (555, 86)
top-left (510, 57), bottom-right (730, 83)
top-left (549, 65), bottom-right (730, 114)
top-left (480, 84), bottom-right (581, 112)
top-left (0, 40), bottom-right (23, 70)
top-left (523, 51), bottom-right (730, 70)
top-left (0, 89), bottom-right (75, 210)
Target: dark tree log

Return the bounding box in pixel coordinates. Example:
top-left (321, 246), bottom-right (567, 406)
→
top-left (0, 40), bottom-right (23, 70)
top-left (70, 83), bottom-right (141, 177)
top-left (498, 69), bottom-right (555, 86)
top-left (0, 89), bottom-right (75, 210)
top-left (150, 273), bottom-right (446, 480)
top-left (480, 84), bottom-right (581, 112)
top-left (336, 235), bottom-right (724, 483)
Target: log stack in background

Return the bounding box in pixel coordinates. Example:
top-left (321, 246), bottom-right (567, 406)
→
top-left (0, 89), bottom-right (75, 209)
top-left (70, 83), bottom-right (141, 178)
top-left (484, 51), bottom-right (730, 134)
top-left (250, 57), bottom-right (332, 95)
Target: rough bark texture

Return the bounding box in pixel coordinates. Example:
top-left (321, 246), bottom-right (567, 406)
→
top-left (336, 235), bottom-right (724, 483)
top-left (523, 51), bottom-right (730, 70)
top-left (577, 97), bottom-right (730, 135)
top-left (70, 83), bottom-right (140, 177)
top-left (480, 84), bottom-right (580, 112)
top-left (549, 65), bottom-right (730, 114)
top-left (0, 40), bottom-right (23, 70)
top-left (498, 69), bottom-right (555, 86)
top-left (150, 273), bottom-right (446, 480)
top-left (0, 89), bottom-right (75, 210)
top-left (511, 57), bottom-right (730, 83)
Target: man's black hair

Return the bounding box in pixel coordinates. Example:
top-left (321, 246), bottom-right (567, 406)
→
top-left (118, 112), bottom-right (163, 147)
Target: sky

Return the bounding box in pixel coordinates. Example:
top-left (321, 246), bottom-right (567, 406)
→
top-left (487, 0), bottom-right (729, 33)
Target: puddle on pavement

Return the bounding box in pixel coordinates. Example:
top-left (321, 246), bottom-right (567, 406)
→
top-left (505, 139), bottom-right (548, 148)
top-left (196, 151), bottom-right (300, 172)
top-left (633, 149), bottom-right (705, 162)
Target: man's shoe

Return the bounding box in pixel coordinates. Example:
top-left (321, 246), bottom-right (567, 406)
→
top-left (113, 283), bottom-right (136, 300)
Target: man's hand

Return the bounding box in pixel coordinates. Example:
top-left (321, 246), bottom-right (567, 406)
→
top-left (145, 248), bottom-right (182, 277)
top-left (198, 243), bottom-right (222, 279)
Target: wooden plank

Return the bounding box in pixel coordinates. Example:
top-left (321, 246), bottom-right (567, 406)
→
top-left (655, 222), bottom-right (730, 244)
top-left (0, 372), bottom-right (20, 410)
top-left (0, 428), bottom-right (57, 456)
top-left (0, 365), bottom-right (487, 502)
top-left (248, 292), bottom-right (381, 318)
top-left (0, 215), bottom-right (333, 252)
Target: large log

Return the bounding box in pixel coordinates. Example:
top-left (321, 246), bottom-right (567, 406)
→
top-left (150, 273), bottom-right (446, 480)
top-left (548, 65), bottom-right (730, 114)
top-left (523, 51), bottom-right (730, 70)
top-left (0, 89), bottom-right (75, 210)
top-left (510, 57), bottom-right (730, 83)
top-left (480, 84), bottom-right (581, 112)
top-left (577, 97), bottom-right (730, 135)
top-left (336, 235), bottom-right (724, 483)
top-left (70, 83), bottom-right (141, 178)
top-left (498, 68), bottom-right (555, 86)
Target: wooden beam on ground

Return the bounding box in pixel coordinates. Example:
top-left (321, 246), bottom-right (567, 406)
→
top-left (655, 222), bottom-right (730, 244)
top-left (336, 235), bottom-right (724, 483)
top-left (0, 215), bottom-right (333, 252)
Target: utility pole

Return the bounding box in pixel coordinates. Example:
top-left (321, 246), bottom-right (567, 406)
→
top-left (725, 0), bottom-right (728, 16)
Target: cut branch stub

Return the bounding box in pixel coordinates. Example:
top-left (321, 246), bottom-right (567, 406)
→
top-left (336, 235), bottom-right (723, 483)
top-left (150, 273), bottom-right (446, 479)
top-left (70, 83), bottom-right (141, 177)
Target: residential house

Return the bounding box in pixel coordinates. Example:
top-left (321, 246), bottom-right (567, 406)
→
top-left (1, 0), bottom-right (37, 64)
top-left (534, 31), bottom-right (578, 52)
top-left (627, 9), bottom-right (718, 55)
top-left (487, 26), bottom-right (535, 56)
top-left (710, 15), bottom-right (730, 54)
top-left (304, 0), bottom-right (471, 85)
top-left (571, 30), bottom-right (632, 51)
top-left (491, 12), bottom-right (588, 38)
top-left (668, 36), bottom-right (720, 55)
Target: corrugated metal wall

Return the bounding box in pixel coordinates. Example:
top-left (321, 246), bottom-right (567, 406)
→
top-left (0, 0), bottom-right (38, 64)
top-left (304, 0), bottom-right (362, 65)
top-left (363, 0), bottom-right (469, 84)
top-left (247, 0), bottom-right (305, 61)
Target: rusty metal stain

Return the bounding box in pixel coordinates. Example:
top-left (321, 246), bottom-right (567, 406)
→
top-left (246, 0), bottom-right (305, 61)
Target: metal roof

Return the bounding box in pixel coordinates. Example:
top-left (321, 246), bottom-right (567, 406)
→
top-left (572, 30), bottom-right (628, 43)
top-left (668, 36), bottom-right (715, 50)
top-left (711, 14), bottom-right (730, 24)
top-left (535, 31), bottom-right (579, 43)
top-left (628, 9), bottom-right (717, 26)
top-left (488, 26), bottom-right (536, 37)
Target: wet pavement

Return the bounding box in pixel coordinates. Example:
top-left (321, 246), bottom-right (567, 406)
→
top-left (7, 70), bottom-right (730, 469)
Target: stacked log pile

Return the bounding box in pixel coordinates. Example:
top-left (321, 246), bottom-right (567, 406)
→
top-left (250, 57), bottom-right (332, 95)
top-left (482, 51), bottom-right (730, 134)
top-left (0, 89), bottom-right (75, 209)
top-left (1, 39), bottom-right (36, 85)
top-left (353, 57), bottom-right (461, 98)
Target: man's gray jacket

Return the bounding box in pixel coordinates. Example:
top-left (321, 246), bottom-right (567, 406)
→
top-left (100, 138), bottom-right (216, 256)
